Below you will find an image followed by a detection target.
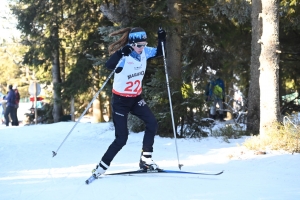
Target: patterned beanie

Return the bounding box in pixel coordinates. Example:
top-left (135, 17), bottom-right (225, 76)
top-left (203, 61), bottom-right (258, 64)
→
top-left (128, 27), bottom-right (147, 44)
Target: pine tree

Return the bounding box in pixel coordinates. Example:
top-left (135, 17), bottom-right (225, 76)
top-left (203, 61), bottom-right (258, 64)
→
top-left (259, 0), bottom-right (280, 135)
top-left (247, 0), bottom-right (262, 134)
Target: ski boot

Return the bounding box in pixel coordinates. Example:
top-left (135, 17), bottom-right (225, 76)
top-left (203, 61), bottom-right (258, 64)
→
top-left (92, 161), bottom-right (108, 178)
top-left (139, 152), bottom-right (159, 170)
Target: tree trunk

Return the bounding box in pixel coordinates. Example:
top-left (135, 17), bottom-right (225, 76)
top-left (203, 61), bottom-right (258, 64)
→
top-left (166, 0), bottom-right (182, 135)
top-left (61, 48), bottom-right (66, 82)
top-left (51, 17), bottom-right (62, 123)
top-left (92, 71), bottom-right (104, 123)
top-left (92, 98), bottom-right (103, 123)
top-left (247, 0), bottom-right (262, 134)
top-left (100, 0), bottom-right (131, 26)
top-left (166, 0), bottom-right (182, 79)
top-left (71, 96), bottom-right (75, 121)
top-left (52, 47), bottom-right (62, 122)
top-left (259, 0), bottom-right (280, 136)
top-left (106, 95), bottom-right (111, 121)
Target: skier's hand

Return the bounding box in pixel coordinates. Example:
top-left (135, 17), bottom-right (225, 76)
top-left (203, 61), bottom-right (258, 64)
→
top-left (158, 27), bottom-right (166, 41)
top-left (115, 67), bottom-right (123, 73)
top-left (121, 45), bottom-right (133, 56)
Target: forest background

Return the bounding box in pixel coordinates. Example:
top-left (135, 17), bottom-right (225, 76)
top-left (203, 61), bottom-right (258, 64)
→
top-left (0, 0), bottom-right (299, 137)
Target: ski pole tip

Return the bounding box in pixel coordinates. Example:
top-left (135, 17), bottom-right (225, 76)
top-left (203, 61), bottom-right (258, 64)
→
top-left (52, 151), bottom-right (57, 157)
top-left (178, 164), bottom-right (184, 170)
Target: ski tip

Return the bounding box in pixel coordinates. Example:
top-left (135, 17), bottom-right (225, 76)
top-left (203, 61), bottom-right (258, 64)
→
top-left (85, 175), bottom-right (97, 184)
top-left (217, 170), bottom-right (224, 175)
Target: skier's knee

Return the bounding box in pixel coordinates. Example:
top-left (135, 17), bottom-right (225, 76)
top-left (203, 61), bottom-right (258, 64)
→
top-left (115, 136), bottom-right (128, 148)
top-left (147, 119), bottom-right (158, 133)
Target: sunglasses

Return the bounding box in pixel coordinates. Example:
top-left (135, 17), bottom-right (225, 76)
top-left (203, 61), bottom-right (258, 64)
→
top-left (133, 43), bottom-right (148, 48)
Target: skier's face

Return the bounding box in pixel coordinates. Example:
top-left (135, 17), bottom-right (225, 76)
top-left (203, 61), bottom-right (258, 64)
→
top-left (132, 42), bottom-right (147, 54)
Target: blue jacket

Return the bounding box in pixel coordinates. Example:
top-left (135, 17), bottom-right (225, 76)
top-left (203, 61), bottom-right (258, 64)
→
top-left (208, 78), bottom-right (225, 100)
top-left (5, 89), bottom-right (16, 107)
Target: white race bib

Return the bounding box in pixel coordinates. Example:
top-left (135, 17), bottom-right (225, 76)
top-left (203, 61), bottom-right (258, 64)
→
top-left (112, 51), bottom-right (147, 97)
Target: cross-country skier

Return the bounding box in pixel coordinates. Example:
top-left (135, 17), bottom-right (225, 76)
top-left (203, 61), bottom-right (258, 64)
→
top-left (92, 27), bottom-right (166, 178)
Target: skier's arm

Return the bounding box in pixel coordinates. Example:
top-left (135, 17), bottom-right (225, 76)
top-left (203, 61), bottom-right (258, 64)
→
top-left (105, 45), bottom-right (133, 71)
top-left (145, 28), bottom-right (166, 60)
top-left (105, 50), bottom-right (122, 71)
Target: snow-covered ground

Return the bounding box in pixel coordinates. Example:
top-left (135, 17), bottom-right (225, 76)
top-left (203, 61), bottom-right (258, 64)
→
top-left (0, 120), bottom-right (299, 200)
top-left (17, 102), bottom-right (32, 122)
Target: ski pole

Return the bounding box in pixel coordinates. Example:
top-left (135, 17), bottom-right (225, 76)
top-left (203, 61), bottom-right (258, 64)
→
top-left (52, 68), bottom-right (116, 157)
top-left (161, 39), bottom-right (183, 170)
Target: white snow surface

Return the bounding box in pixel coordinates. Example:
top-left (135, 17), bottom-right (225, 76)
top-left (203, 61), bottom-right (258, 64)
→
top-left (1, 119), bottom-right (300, 200)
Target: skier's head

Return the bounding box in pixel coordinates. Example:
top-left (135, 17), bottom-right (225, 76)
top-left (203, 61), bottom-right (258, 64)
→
top-left (215, 71), bottom-right (222, 79)
top-left (128, 27), bottom-right (147, 44)
top-left (128, 27), bottom-right (148, 54)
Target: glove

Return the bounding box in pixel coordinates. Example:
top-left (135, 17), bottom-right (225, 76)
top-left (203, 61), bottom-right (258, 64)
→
top-left (157, 27), bottom-right (166, 41)
top-left (115, 67), bottom-right (123, 73)
top-left (121, 45), bottom-right (133, 56)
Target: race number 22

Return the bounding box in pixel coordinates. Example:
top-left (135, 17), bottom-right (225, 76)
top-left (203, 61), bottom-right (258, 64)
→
top-left (124, 80), bottom-right (141, 92)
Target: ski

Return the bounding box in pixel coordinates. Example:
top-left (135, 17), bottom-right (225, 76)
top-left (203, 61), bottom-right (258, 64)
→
top-left (85, 174), bottom-right (97, 184)
top-left (106, 169), bottom-right (224, 176)
top-left (85, 169), bottom-right (223, 184)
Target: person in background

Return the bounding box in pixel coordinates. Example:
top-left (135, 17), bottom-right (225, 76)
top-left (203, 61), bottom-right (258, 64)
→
top-left (4, 85), bottom-right (17, 126)
top-left (0, 92), bottom-right (3, 124)
top-left (13, 85), bottom-right (20, 126)
top-left (207, 71), bottom-right (225, 121)
top-left (204, 78), bottom-right (212, 118)
top-left (91, 27), bottom-right (166, 178)
top-left (205, 79), bottom-right (210, 102)
top-left (1, 94), bottom-right (8, 124)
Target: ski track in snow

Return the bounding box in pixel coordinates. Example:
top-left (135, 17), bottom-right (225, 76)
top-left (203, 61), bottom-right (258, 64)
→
top-left (0, 115), bottom-right (300, 200)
